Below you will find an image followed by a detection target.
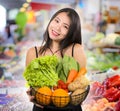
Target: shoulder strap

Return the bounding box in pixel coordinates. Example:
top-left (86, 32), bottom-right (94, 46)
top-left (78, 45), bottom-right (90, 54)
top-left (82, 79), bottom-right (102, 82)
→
top-left (35, 46), bottom-right (38, 58)
top-left (72, 43), bottom-right (75, 57)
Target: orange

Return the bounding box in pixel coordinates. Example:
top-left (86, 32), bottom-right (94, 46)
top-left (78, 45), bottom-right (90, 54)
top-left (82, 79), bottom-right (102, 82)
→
top-left (52, 88), bottom-right (70, 107)
top-left (36, 86), bottom-right (52, 105)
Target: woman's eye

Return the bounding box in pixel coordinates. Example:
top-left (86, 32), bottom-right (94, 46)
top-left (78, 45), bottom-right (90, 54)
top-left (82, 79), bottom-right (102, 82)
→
top-left (55, 19), bottom-right (59, 23)
top-left (64, 26), bottom-right (69, 29)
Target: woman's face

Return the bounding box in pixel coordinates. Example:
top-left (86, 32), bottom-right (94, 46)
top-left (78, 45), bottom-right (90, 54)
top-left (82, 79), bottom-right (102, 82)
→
top-left (48, 12), bottom-right (71, 42)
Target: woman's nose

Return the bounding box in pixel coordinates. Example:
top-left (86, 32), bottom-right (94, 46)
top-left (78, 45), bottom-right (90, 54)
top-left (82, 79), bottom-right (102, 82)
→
top-left (56, 23), bottom-right (61, 30)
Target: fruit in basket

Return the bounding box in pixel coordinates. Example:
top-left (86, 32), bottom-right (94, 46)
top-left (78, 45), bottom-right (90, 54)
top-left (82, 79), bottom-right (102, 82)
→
top-left (36, 86), bottom-right (52, 105)
top-left (52, 89), bottom-right (70, 107)
top-left (71, 88), bottom-right (86, 105)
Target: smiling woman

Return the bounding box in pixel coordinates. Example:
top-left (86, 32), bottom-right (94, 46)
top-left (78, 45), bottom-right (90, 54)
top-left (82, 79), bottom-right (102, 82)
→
top-left (25, 7), bottom-right (87, 111)
top-left (48, 12), bottom-right (70, 42)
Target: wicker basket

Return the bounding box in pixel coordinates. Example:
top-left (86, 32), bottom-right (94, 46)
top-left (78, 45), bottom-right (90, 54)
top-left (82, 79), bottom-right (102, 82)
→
top-left (31, 85), bottom-right (90, 108)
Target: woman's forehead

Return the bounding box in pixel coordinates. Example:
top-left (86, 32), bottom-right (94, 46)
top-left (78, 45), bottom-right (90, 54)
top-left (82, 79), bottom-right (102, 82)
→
top-left (55, 12), bottom-right (71, 24)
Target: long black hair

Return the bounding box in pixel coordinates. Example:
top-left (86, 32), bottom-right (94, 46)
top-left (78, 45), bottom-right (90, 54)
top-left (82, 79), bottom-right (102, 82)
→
top-left (39, 8), bottom-right (82, 56)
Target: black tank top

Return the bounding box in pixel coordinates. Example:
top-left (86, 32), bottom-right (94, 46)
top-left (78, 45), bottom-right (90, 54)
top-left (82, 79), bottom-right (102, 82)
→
top-left (34, 44), bottom-right (75, 58)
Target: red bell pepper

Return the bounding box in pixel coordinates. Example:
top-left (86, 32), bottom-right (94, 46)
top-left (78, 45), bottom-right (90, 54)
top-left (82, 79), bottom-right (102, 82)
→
top-left (102, 75), bottom-right (120, 88)
top-left (103, 87), bottom-right (120, 102)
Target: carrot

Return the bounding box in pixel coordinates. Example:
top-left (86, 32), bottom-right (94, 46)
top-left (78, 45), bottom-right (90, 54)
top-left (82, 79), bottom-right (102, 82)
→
top-left (73, 67), bottom-right (87, 81)
top-left (66, 69), bottom-right (78, 84)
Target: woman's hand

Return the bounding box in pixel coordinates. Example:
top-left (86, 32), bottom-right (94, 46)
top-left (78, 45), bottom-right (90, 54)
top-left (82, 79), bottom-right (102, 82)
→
top-left (26, 88), bottom-right (35, 102)
top-left (26, 88), bottom-right (44, 108)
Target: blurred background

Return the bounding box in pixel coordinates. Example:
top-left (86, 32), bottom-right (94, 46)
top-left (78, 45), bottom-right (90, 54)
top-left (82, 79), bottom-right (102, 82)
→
top-left (0, 0), bottom-right (120, 111)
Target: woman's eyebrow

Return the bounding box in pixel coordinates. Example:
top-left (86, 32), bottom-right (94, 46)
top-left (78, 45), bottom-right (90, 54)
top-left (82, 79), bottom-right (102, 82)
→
top-left (56, 16), bottom-right (70, 27)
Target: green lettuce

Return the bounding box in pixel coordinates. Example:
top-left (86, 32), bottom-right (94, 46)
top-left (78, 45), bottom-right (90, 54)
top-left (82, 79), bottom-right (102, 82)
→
top-left (23, 55), bottom-right (59, 87)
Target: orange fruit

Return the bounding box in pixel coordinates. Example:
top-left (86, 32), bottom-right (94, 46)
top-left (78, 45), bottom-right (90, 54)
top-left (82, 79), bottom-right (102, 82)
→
top-left (36, 86), bottom-right (52, 105)
top-left (52, 88), bottom-right (70, 107)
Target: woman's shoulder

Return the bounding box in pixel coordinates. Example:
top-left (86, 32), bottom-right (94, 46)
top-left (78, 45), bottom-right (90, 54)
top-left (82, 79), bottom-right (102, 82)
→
top-left (73, 43), bottom-right (85, 55)
top-left (26, 47), bottom-right (36, 60)
top-left (73, 43), bottom-right (83, 51)
top-left (26, 46), bottom-right (41, 66)
top-left (27, 46), bottom-right (36, 54)
top-left (27, 46), bottom-right (41, 56)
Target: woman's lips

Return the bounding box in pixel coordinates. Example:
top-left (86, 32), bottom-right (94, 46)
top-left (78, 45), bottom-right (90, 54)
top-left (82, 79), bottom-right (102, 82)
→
top-left (52, 30), bottom-right (60, 36)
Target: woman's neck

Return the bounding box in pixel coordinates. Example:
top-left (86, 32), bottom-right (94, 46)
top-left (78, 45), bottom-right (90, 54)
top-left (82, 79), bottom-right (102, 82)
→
top-left (48, 41), bottom-right (61, 55)
top-left (50, 41), bottom-right (60, 52)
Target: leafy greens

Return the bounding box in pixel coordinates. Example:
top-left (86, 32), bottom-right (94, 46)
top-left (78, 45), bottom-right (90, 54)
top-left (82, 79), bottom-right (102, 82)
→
top-left (23, 55), bottom-right (59, 87)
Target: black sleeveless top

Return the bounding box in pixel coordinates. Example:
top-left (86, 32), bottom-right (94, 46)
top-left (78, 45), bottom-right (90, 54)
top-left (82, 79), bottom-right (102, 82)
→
top-left (33, 44), bottom-right (82, 111)
top-left (34, 43), bottom-right (75, 58)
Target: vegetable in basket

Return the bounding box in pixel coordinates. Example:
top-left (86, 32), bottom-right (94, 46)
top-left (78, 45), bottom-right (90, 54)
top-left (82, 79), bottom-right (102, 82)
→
top-left (23, 55), bottom-right (59, 87)
top-left (68, 74), bottom-right (90, 106)
top-left (68, 75), bottom-right (90, 92)
top-left (66, 69), bottom-right (78, 84)
top-left (73, 67), bottom-right (87, 81)
top-left (56, 55), bottom-right (80, 82)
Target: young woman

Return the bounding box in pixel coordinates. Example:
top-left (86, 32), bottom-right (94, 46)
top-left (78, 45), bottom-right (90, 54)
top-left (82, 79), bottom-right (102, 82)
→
top-left (26, 8), bottom-right (87, 111)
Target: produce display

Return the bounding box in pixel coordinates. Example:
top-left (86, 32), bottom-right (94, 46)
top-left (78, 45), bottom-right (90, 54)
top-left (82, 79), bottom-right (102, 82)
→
top-left (87, 51), bottom-right (120, 71)
top-left (90, 32), bottom-right (120, 47)
top-left (87, 32), bottom-right (120, 72)
top-left (82, 74), bottom-right (120, 111)
top-left (23, 55), bottom-right (90, 108)
top-left (100, 33), bottom-right (120, 46)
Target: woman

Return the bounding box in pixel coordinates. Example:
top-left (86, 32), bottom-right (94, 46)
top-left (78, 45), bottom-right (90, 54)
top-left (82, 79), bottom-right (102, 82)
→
top-left (26, 8), bottom-right (86, 111)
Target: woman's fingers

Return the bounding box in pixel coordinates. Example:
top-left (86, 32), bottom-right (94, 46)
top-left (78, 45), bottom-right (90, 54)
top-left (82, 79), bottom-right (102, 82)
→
top-left (26, 88), bottom-right (44, 108)
top-left (30, 96), bottom-right (35, 102)
top-left (26, 88), bottom-right (31, 95)
top-left (26, 88), bottom-right (35, 102)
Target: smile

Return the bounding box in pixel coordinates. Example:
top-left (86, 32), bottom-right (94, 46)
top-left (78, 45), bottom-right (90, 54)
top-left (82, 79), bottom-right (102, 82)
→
top-left (52, 30), bottom-right (60, 36)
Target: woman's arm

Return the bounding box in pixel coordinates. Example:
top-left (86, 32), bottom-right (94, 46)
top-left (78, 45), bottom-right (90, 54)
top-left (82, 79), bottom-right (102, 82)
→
top-left (73, 44), bottom-right (87, 68)
top-left (25, 47), bottom-right (44, 108)
top-left (26, 47), bottom-right (36, 66)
